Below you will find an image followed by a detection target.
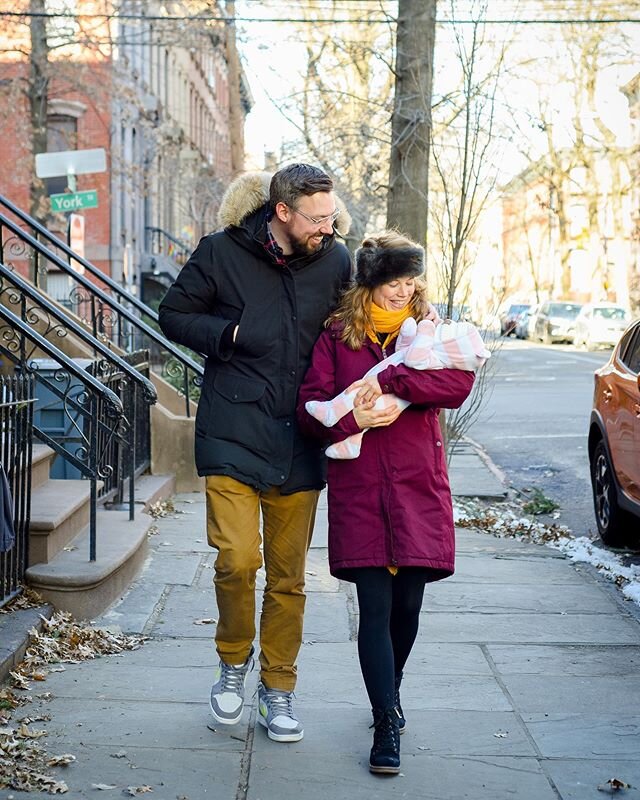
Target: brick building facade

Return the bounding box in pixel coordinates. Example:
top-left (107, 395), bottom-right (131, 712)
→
top-left (0, 0), bottom-right (251, 304)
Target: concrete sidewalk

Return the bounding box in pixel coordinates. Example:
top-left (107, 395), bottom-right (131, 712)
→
top-left (2, 455), bottom-right (640, 799)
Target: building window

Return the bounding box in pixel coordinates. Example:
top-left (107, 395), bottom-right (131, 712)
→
top-left (45, 114), bottom-right (78, 195)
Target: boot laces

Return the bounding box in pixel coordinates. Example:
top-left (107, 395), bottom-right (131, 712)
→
top-left (371, 711), bottom-right (399, 748)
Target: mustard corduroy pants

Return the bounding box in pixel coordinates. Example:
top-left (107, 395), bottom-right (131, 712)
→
top-left (205, 475), bottom-right (319, 692)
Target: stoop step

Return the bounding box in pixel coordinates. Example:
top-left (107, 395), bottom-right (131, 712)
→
top-left (29, 479), bottom-right (94, 565)
top-left (30, 444), bottom-right (56, 490)
top-left (26, 508), bottom-right (153, 620)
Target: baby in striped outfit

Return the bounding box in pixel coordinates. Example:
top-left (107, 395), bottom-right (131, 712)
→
top-left (305, 318), bottom-right (490, 459)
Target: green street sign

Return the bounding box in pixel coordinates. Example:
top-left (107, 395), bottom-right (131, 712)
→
top-left (50, 189), bottom-right (98, 212)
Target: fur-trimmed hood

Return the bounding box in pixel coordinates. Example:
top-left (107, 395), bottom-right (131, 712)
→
top-left (217, 171), bottom-right (352, 238)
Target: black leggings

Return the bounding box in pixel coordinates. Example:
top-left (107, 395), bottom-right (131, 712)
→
top-left (352, 567), bottom-right (428, 711)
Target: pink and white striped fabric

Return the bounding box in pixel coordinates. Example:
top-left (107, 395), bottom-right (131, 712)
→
top-left (305, 317), bottom-right (490, 459)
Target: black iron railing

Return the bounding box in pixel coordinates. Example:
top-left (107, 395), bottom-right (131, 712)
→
top-left (0, 194), bottom-right (204, 416)
top-left (0, 377), bottom-right (35, 608)
top-left (145, 225), bottom-right (192, 265)
top-left (88, 349), bottom-right (151, 516)
top-left (0, 303), bottom-right (131, 561)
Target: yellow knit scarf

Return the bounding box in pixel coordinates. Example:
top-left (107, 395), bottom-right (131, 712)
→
top-left (365, 303), bottom-right (413, 351)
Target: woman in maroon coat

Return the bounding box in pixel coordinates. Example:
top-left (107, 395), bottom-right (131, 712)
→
top-left (297, 231), bottom-right (475, 775)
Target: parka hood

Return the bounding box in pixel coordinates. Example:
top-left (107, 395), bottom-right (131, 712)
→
top-left (217, 171), bottom-right (352, 238)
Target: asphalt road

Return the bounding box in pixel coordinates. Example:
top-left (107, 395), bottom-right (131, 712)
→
top-left (465, 336), bottom-right (613, 541)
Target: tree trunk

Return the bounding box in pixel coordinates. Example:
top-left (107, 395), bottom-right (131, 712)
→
top-left (29, 0), bottom-right (49, 223)
top-left (224, 1), bottom-right (245, 176)
top-left (386, 0), bottom-right (436, 243)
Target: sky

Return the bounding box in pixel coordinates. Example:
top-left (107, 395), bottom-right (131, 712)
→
top-left (235, 1), bottom-right (640, 182)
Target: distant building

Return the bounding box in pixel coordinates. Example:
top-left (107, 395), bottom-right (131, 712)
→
top-left (501, 149), bottom-right (635, 310)
top-left (621, 72), bottom-right (640, 312)
top-left (0, 0), bottom-right (252, 305)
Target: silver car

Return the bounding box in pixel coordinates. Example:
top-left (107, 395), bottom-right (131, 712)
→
top-left (574, 303), bottom-right (630, 350)
top-left (534, 301), bottom-right (583, 344)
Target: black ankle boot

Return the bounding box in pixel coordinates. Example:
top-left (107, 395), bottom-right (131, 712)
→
top-left (369, 708), bottom-right (400, 774)
top-left (394, 673), bottom-right (406, 734)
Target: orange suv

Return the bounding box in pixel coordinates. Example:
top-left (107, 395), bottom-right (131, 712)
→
top-left (588, 317), bottom-right (640, 547)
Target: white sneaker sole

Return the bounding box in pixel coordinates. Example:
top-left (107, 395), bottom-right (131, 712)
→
top-left (257, 713), bottom-right (304, 742)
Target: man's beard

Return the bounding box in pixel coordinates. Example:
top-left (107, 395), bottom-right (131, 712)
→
top-left (289, 232), bottom-right (326, 257)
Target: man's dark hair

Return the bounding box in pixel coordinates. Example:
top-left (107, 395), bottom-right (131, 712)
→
top-left (269, 163), bottom-right (333, 212)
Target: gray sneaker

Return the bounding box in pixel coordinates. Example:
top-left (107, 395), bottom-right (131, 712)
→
top-left (209, 649), bottom-right (254, 725)
top-left (257, 682), bottom-right (304, 742)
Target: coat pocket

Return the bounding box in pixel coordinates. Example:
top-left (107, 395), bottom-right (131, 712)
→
top-left (213, 372), bottom-right (266, 403)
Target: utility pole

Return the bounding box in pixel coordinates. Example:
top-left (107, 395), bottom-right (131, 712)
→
top-left (224, 0), bottom-right (245, 176)
top-left (386, 0), bottom-right (437, 244)
top-left (29, 0), bottom-right (49, 223)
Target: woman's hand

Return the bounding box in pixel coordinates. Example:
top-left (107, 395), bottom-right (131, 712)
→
top-left (425, 302), bottom-right (442, 324)
top-left (353, 402), bottom-right (401, 430)
top-left (352, 375), bottom-right (382, 407)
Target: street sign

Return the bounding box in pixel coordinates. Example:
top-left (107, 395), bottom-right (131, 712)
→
top-left (35, 148), bottom-right (106, 178)
top-left (50, 190), bottom-right (98, 213)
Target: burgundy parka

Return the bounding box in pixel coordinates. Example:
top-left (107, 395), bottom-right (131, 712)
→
top-left (297, 325), bottom-right (475, 580)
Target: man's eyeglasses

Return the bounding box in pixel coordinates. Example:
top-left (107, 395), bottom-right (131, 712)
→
top-left (292, 207), bottom-right (341, 227)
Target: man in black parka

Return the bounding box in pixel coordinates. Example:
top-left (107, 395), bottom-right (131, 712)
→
top-left (158, 164), bottom-right (352, 742)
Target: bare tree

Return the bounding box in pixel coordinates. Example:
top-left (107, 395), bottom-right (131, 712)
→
top-left (429, 0), bottom-right (505, 318)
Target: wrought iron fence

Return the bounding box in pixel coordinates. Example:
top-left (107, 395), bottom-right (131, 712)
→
top-left (0, 194), bottom-right (204, 417)
top-left (0, 302), bottom-right (128, 561)
top-left (0, 376), bottom-right (35, 608)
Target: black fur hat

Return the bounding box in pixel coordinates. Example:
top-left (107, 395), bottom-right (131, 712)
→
top-left (354, 244), bottom-right (424, 288)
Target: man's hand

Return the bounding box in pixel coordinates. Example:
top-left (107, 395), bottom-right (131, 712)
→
top-left (353, 402), bottom-right (401, 429)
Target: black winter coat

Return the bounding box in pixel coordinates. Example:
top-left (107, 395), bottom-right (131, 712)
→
top-left (158, 202), bottom-right (352, 492)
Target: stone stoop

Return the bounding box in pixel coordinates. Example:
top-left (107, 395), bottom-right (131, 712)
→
top-left (25, 444), bottom-right (176, 620)
top-left (26, 509), bottom-right (152, 621)
top-left (29, 479), bottom-right (93, 565)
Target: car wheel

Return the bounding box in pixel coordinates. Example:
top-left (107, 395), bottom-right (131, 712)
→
top-left (590, 440), bottom-right (636, 547)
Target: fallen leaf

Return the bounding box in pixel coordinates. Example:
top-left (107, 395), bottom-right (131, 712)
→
top-left (111, 749), bottom-right (128, 758)
top-left (124, 787), bottom-right (153, 796)
top-left (193, 618), bottom-right (217, 625)
top-left (92, 784), bottom-right (117, 790)
top-left (47, 753), bottom-right (76, 766)
top-left (597, 778), bottom-right (633, 792)
top-left (493, 731), bottom-right (508, 738)
top-left (18, 722), bottom-right (48, 738)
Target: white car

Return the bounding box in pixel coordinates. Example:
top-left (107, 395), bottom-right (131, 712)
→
top-left (574, 303), bottom-right (631, 350)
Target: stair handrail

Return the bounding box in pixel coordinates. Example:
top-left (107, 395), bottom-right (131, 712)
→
top-left (0, 261), bottom-right (157, 405)
top-left (0, 303), bottom-right (123, 416)
top-left (0, 194), bottom-right (161, 321)
top-left (145, 225), bottom-right (192, 259)
top-left (0, 203), bottom-right (203, 415)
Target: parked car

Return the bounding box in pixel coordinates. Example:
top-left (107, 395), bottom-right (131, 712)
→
top-left (574, 303), bottom-right (630, 350)
top-left (514, 309), bottom-right (530, 339)
top-left (500, 303), bottom-right (530, 336)
top-left (514, 303), bottom-right (541, 339)
top-left (588, 317), bottom-right (640, 547)
top-left (534, 301), bottom-right (583, 344)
